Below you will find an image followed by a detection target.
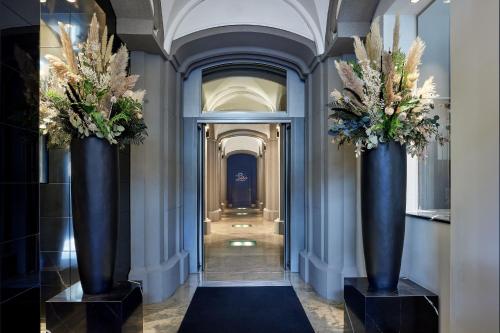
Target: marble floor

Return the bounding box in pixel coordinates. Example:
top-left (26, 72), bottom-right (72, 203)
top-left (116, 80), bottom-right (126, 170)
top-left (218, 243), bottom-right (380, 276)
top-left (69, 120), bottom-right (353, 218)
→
top-left (143, 273), bottom-right (351, 333)
top-left (43, 209), bottom-right (352, 332)
top-left (144, 209), bottom-right (351, 332)
top-left (203, 208), bottom-right (284, 281)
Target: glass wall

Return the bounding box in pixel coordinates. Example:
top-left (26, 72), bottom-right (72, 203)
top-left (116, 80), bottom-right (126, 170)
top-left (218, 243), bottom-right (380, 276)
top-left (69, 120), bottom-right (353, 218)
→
top-left (202, 64), bottom-right (287, 112)
top-left (416, 0), bottom-right (451, 216)
top-left (0, 0), bottom-right (40, 331)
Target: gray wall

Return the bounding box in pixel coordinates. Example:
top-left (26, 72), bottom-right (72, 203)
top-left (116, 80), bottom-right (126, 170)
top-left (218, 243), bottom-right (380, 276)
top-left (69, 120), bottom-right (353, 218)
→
top-left (450, 1), bottom-right (499, 332)
top-left (400, 217), bottom-right (450, 333)
top-left (299, 58), bottom-right (358, 301)
top-left (129, 52), bottom-right (188, 303)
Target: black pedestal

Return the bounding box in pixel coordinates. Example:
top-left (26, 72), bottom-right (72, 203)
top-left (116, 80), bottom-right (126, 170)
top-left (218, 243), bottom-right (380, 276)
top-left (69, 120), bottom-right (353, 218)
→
top-left (344, 278), bottom-right (439, 333)
top-left (46, 281), bottom-right (143, 333)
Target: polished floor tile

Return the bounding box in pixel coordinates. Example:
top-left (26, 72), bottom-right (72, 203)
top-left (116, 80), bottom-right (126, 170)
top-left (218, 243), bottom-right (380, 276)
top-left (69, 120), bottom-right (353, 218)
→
top-left (143, 273), bottom-right (350, 333)
top-left (42, 209), bottom-right (350, 332)
top-left (143, 209), bottom-right (349, 332)
top-left (204, 208), bottom-right (284, 278)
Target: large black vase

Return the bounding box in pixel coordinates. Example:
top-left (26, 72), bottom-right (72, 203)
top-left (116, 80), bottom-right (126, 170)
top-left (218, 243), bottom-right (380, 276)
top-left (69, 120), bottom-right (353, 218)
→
top-left (71, 136), bottom-right (119, 294)
top-left (361, 141), bottom-right (407, 291)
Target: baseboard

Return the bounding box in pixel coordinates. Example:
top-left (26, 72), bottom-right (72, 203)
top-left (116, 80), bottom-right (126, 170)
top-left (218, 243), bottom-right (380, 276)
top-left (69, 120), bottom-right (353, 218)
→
top-left (263, 208), bottom-right (278, 221)
top-left (129, 251), bottom-right (189, 304)
top-left (274, 220), bottom-right (284, 234)
top-left (208, 209), bottom-right (221, 221)
top-left (299, 251), bottom-right (343, 301)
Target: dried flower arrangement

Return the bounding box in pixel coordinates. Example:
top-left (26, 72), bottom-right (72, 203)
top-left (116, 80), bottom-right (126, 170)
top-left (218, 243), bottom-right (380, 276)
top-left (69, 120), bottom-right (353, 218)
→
top-left (40, 14), bottom-right (147, 148)
top-left (328, 16), bottom-right (445, 157)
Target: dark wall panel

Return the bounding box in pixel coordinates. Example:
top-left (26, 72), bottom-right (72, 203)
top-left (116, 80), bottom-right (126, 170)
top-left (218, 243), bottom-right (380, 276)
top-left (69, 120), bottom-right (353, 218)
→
top-left (0, 0), bottom-right (40, 331)
top-left (227, 154), bottom-right (257, 207)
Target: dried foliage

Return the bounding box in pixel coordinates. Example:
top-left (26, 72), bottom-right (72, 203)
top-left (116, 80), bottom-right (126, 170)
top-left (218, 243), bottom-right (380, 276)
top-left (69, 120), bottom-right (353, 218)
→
top-left (328, 15), bottom-right (445, 157)
top-left (41, 13), bottom-right (147, 148)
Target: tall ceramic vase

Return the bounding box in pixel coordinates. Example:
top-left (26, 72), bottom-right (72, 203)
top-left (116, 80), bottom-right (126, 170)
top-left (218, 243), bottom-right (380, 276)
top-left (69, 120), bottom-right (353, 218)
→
top-left (361, 141), bottom-right (407, 291)
top-left (71, 136), bottom-right (119, 294)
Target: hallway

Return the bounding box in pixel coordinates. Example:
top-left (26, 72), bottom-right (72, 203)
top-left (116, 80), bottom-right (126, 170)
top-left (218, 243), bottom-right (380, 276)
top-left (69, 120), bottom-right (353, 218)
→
top-left (204, 208), bottom-right (284, 281)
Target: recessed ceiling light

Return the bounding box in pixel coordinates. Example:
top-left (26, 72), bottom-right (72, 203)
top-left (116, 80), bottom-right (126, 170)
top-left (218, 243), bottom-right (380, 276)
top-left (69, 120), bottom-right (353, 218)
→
top-left (67, 0), bottom-right (76, 3)
top-left (40, 0), bottom-right (46, 3)
top-left (232, 224), bottom-right (252, 228)
top-left (236, 212), bottom-right (248, 216)
top-left (410, 0), bottom-right (420, 3)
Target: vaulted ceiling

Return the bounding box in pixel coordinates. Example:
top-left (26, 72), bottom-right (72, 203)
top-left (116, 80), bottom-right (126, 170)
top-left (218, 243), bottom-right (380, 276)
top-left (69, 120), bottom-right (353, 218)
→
top-left (160, 0), bottom-right (330, 54)
top-left (113, 0), bottom-right (388, 57)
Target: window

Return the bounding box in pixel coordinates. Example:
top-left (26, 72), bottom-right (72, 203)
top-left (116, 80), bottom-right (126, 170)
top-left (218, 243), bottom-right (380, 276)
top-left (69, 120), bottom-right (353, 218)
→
top-left (411, 0), bottom-right (451, 220)
top-left (201, 64), bottom-right (287, 112)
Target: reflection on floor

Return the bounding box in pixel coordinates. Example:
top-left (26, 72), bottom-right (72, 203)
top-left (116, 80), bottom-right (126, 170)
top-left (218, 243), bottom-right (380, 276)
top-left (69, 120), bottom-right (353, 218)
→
top-left (43, 208), bottom-right (351, 332)
top-left (144, 208), bottom-right (351, 332)
top-left (204, 208), bottom-right (284, 281)
top-left (144, 273), bottom-right (350, 333)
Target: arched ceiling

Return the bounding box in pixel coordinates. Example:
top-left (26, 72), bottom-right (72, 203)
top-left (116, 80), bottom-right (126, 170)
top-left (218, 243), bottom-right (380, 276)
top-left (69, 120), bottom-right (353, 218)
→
top-left (221, 136), bottom-right (263, 156)
top-left (161, 0), bottom-right (329, 54)
top-left (214, 124), bottom-right (270, 139)
top-left (112, 0), bottom-right (382, 58)
top-left (203, 76), bottom-right (286, 112)
top-left (214, 124), bottom-right (269, 155)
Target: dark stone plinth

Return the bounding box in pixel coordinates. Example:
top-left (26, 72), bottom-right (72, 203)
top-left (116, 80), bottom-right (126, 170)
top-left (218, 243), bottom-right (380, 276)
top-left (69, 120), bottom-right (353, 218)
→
top-left (46, 281), bottom-right (143, 333)
top-left (344, 278), bottom-right (439, 333)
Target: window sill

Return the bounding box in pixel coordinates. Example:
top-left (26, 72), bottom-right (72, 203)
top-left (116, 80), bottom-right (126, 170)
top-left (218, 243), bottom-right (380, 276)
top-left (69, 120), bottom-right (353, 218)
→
top-left (406, 210), bottom-right (450, 224)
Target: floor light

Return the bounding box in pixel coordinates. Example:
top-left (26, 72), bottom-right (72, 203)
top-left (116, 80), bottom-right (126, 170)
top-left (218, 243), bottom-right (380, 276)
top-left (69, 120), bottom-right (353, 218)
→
top-left (229, 240), bottom-right (256, 247)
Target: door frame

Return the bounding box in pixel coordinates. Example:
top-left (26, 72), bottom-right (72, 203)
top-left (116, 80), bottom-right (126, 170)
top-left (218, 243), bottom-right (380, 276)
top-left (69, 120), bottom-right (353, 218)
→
top-left (197, 120), bottom-right (291, 272)
top-left (182, 61), bottom-right (305, 274)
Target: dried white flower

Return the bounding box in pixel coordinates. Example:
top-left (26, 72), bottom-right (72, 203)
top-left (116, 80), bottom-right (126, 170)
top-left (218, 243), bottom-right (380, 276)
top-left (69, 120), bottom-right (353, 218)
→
top-left (330, 89), bottom-right (342, 100)
top-left (385, 107), bottom-right (395, 116)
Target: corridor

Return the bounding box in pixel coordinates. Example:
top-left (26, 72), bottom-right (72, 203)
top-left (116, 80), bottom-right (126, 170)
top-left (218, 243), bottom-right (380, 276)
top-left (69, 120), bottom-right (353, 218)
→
top-left (204, 208), bottom-right (284, 281)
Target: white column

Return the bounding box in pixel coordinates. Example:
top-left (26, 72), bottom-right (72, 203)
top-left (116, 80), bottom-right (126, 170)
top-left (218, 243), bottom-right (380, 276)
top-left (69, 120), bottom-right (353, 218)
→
top-left (220, 150), bottom-right (227, 211)
top-left (215, 143), bottom-right (221, 210)
top-left (264, 125), bottom-right (279, 221)
top-left (207, 125), bottom-right (221, 221)
top-left (257, 145), bottom-right (265, 210)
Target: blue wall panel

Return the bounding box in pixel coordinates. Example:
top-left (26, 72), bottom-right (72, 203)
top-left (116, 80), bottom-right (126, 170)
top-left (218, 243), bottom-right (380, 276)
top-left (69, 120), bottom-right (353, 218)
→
top-left (227, 154), bottom-right (257, 207)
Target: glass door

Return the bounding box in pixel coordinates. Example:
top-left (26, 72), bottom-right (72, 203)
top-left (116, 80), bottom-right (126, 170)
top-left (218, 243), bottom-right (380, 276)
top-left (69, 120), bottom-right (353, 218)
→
top-left (197, 123), bottom-right (206, 270)
top-left (280, 123), bottom-right (291, 270)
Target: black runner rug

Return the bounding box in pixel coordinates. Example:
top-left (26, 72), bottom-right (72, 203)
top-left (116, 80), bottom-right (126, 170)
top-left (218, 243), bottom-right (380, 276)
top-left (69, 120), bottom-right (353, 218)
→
top-left (178, 286), bottom-right (315, 333)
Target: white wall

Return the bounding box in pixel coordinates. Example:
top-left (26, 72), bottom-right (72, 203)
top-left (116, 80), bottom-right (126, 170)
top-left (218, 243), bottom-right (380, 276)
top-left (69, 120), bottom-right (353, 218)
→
top-left (450, 1), bottom-right (499, 332)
